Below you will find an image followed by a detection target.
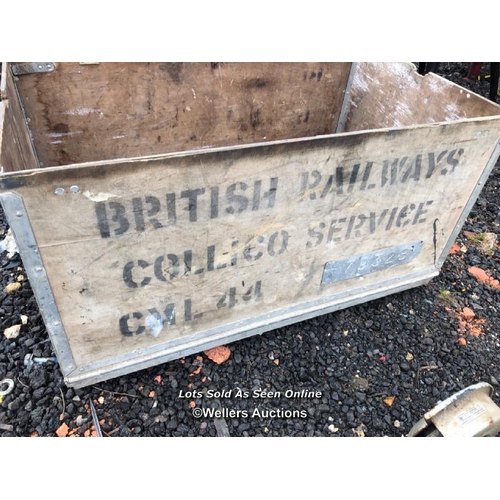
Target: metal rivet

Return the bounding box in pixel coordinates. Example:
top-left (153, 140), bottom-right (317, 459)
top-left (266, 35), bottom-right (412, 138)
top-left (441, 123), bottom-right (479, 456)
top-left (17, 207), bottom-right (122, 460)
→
top-left (53, 321), bottom-right (60, 326)
top-left (35, 266), bottom-right (43, 272)
top-left (15, 211), bottom-right (23, 217)
top-left (26, 117), bottom-right (31, 123)
top-left (38, 65), bottom-right (43, 70)
top-left (54, 188), bottom-right (64, 196)
top-left (70, 185), bottom-right (79, 193)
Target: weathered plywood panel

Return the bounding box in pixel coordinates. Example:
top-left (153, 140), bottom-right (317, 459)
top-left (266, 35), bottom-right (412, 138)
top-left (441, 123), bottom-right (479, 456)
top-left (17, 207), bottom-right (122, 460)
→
top-left (13, 62), bottom-right (352, 167)
top-left (344, 62), bottom-right (500, 132)
top-left (0, 62), bottom-right (7, 100)
top-left (0, 63), bottom-right (39, 172)
top-left (0, 102), bottom-right (5, 164)
top-left (2, 118), bottom-right (500, 387)
top-left (0, 64), bottom-right (5, 166)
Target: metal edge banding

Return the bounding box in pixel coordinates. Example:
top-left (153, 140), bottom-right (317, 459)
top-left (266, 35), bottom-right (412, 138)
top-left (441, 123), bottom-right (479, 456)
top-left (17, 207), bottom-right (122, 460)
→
top-left (0, 192), bottom-right (77, 374)
top-left (436, 139), bottom-right (500, 269)
top-left (66, 267), bottom-right (438, 388)
top-left (335, 62), bottom-right (358, 134)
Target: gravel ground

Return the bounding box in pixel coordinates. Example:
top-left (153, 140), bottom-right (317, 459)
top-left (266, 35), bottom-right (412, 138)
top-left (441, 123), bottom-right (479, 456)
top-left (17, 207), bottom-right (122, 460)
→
top-left (1, 62), bottom-right (499, 438)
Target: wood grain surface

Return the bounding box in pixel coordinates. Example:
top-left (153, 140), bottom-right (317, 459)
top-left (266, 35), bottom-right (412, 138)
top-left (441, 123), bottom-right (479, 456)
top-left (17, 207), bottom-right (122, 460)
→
top-left (0, 63), bottom-right (39, 172)
top-left (2, 118), bottom-right (500, 371)
top-left (2, 62), bottom-right (500, 385)
top-left (14, 62), bottom-right (352, 167)
top-left (344, 62), bottom-right (500, 132)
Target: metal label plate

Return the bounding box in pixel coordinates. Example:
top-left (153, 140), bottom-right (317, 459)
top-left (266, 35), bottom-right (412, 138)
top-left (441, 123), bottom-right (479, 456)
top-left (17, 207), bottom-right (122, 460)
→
top-left (321, 241), bottom-right (423, 285)
top-left (454, 403), bottom-right (487, 427)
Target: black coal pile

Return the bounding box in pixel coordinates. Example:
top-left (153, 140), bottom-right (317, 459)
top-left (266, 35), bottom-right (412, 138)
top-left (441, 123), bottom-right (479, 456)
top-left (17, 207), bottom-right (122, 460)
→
top-left (1, 62), bottom-right (499, 437)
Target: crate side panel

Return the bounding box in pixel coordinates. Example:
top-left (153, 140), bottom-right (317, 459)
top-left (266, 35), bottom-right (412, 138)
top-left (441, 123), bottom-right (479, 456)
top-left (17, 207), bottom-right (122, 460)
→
top-left (344, 62), bottom-right (500, 132)
top-left (0, 102), bottom-right (4, 161)
top-left (3, 119), bottom-right (500, 377)
top-left (0, 64), bottom-right (39, 172)
top-left (14, 62), bottom-right (351, 167)
top-left (0, 62), bottom-right (7, 100)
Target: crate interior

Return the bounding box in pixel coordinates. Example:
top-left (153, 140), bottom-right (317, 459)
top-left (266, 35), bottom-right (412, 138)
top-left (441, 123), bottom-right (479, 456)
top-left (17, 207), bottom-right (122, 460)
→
top-left (1, 62), bottom-right (352, 170)
top-left (1, 62), bottom-right (500, 173)
top-left (343, 62), bottom-right (500, 133)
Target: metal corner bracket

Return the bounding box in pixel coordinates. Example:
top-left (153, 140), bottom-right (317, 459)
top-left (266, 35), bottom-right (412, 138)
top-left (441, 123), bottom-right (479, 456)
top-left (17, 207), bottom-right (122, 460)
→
top-left (11, 63), bottom-right (55, 77)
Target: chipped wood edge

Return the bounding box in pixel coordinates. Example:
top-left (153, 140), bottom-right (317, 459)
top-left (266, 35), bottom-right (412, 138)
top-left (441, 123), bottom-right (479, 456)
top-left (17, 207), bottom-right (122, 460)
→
top-left (342, 62), bottom-right (500, 134)
top-left (429, 71), bottom-right (500, 113)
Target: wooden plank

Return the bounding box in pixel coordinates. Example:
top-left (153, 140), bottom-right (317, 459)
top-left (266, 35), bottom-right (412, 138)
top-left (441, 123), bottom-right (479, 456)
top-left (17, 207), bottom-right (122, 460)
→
top-left (0, 63), bottom-right (39, 172)
top-left (0, 63), bottom-right (7, 167)
top-left (13, 62), bottom-right (352, 167)
top-left (0, 102), bottom-right (5, 167)
top-left (0, 62), bottom-right (7, 100)
top-left (344, 62), bottom-right (500, 132)
top-left (1, 117), bottom-right (500, 386)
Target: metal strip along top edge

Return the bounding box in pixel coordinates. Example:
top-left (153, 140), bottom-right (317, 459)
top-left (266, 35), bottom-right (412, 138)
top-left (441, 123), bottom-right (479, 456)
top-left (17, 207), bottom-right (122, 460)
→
top-left (0, 192), bottom-right (76, 374)
top-left (436, 139), bottom-right (500, 269)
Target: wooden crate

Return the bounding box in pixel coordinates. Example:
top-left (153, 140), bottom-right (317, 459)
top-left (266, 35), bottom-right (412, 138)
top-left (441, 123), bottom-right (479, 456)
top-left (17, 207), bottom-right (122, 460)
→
top-left (1, 62), bottom-right (500, 388)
